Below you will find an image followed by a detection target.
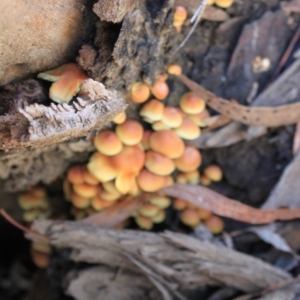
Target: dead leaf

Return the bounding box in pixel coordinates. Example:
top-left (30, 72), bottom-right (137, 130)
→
top-left (179, 75), bottom-right (300, 127)
top-left (162, 184), bottom-right (300, 224)
top-left (80, 194), bottom-right (147, 228)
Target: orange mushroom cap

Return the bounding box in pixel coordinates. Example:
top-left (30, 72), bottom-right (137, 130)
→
top-left (203, 165), bottom-right (223, 182)
top-left (214, 0), bottom-right (234, 8)
top-left (152, 120), bottom-right (170, 131)
top-left (198, 208), bottom-right (213, 221)
top-left (174, 117), bottom-right (201, 140)
top-left (130, 82), bottom-right (150, 103)
top-left (151, 78), bottom-right (169, 100)
top-left (87, 152), bottom-right (118, 182)
top-left (67, 166), bottom-right (84, 185)
top-left (173, 198), bottom-right (188, 211)
top-left (173, 146), bottom-right (202, 172)
top-left (38, 63), bottom-right (88, 104)
top-left (113, 111), bottom-right (126, 124)
top-left (82, 167), bottom-right (99, 185)
top-left (180, 92), bottom-right (206, 115)
top-left (70, 192), bottom-right (90, 209)
top-left (94, 130), bottom-right (123, 156)
top-left (161, 106), bottom-right (183, 128)
top-left (115, 119), bottom-right (144, 146)
top-left (140, 130), bottom-right (152, 150)
top-left (91, 195), bottom-right (115, 211)
top-left (149, 130), bottom-right (185, 159)
top-left (174, 6), bottom-right (188, 22)
top-left (137, 169), bottom-right (166, 192)
top-left (73, 183), bottom-right (98, 198)
top-left (145, 150), bottom-right (175, 176)
top-left (205, 215), bottom-right (225, 234)
top-left (140, 99), bottom-right (164, 122)
top-left (135, 215), bottom-right (153, 230)
top-left (167, 64), bottom-right (182, 76)
top-left (180, 208), bottom-right (201, 227)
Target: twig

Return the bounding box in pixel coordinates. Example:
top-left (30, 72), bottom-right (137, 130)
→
top-left (0, 209), bottom-right (50, 243)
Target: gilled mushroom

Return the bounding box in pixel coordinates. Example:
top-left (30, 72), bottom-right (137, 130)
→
top-left (94, 130), bottom-right (123, 156)
top-left (173, 146), bottom-right (202, 172)
top-left (116, 119), bottom-right (144, 146)
top-left (130, 82), bottom-right (150, 103)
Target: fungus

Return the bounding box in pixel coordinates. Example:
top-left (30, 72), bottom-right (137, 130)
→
top-left (214, 0), bottom-right (234, 8)
top-left (140, 130), bottom-right (152, 150)
top-left (173, 146), bottom-right (202, 172)
top-left (82, 167), bottom-right (99, 185)
top-left (180, 92), bottom-right (206, 114)
top-left (152, 209), bottom-right (166, 223)
top-left (174, 117), bottom-right (201, 140)
top-left (145, 150), bottom-right (175, 176)
top-left (205, 215), bottom-right (225, 234)
top-left (91, 195), bottom-right (115, 211)
top-left (203, 165), bottom-right (223, 182)
top-left (187, 109), bottom-right (210, 127)
top-left (149, 196), bottom-right (171, 209)
top-left (137, 169), bottom-right (166, 192)
top-left (173, 198), bottom-right (188, 211)
top-left (70, 192), bottom-right (90, 209)
top-left (140, 99), bottom-right (164, 122)
top-left (149, 130), bottom-right (185, 159)
top-left (115, 119), bottom-right (144, 146)
top-left (67, 166), bottom-right (84, 185)
top-left (113, 111), bottom-right (127, 124)
top-left (151, 77), bottom-right (169, 100)
top-left (138, 203), bottom-right (159, 218)
top-left (167, 64), bottom-right (182, 75)
top-left (161, 106), bottom-right (183, 128)
top-left (135, 215), bottom-right (153, 230)
top-left (130, 82), bottom-right (150, 103)
top-left (94, 130), bottom-right (123, 156)
top-left (180, 208), bottom-right (201, 227)
top-left (73, 183), bottom-right (98, 198)
top-left (37, 63), bottom-right (88, 104)
top-left (152, 120), bottom-right (170, 131)
top-left (198, 208), bottom-right (212, 220)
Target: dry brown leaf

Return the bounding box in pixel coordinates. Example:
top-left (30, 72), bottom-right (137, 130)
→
top-left (162, 184), bottom-right (300, 224)
top-left (80, 194), bottom-right (147, 228)
top-left (179, 75), bottom-right (300, 127)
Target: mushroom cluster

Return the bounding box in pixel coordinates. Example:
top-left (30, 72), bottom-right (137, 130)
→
top-left (174, 198), bottom-right (224, 234)
top-left (208, 0), bottom-right (234, 8)
top-left (18, 188), bottom-right (52, 268)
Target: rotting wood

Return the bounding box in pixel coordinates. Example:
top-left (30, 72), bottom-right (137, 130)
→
top-left (31, 220), bottom-right (291, 296)
top-left (0, 79), bottom-right (127, 150)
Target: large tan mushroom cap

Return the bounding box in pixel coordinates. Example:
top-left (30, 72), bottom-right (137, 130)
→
top-left (87, 152), bottom-right (118, 182)
top-left (151, 78), bottom-right (169, 100)
top-left (130, 82), bottom-right (150, 103)
top-left (173, 146), bottom-right (202, 172)
top-left (180, 92), bottom-right (205, 114)
top-left (140, 99), bottom-right (164, 122)
top-left (174, 117), bottom-right (201, 140)
top-left (145, 150), bottom-right (175, 176)
top-left (116, 119), bottom-right (144, 146)
top-left (137, 169), bottom-right (166, 192)
top-left (94, 130), bottom-right (123, 156)
top-left (149, 130), bottom-right (185, 159)
top-left (161, 106), bottom-right (183, 128)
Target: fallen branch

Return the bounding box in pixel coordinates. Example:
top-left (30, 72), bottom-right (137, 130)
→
top-left (162, 184), bottom-right (300, 224)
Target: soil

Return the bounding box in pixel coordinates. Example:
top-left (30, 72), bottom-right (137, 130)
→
top-left (0, 0), bottom-right (299, 299)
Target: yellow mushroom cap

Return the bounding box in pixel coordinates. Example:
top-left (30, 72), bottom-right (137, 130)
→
top-left (139, 203), bottom-right (159, 218)
top-left (167, 64), bottom-right (182, 75)
top-left (180, 92), bottom-right (206, 114)
top-left (73, 183), bottom-right (98, 198)
top-left (180, 208), bottom-right (201, 227)
top-left (161, 106), bottom-right (183, 128)
top-left (152, 120), bottom-right (170, 131)
top-left (94, 130), bottom-right (123, 156)
top-left (149, 196), bottom-right (171, 209)
top-left (18, 191), bottom-right (48, 211)
top-left (149, 130), bottom-right (185, 159)
top-left (174, 117), bottom-right (201, 140)
top-left (87, 152), bottom-right (118, 182)
top-left (151, 209), bottom-right (166, 223)
top-left (82, 167), bottom-right (99, 185)
top-left (173, 198), bottom-right (188, 211)
top-left (187, 109), bottom-right (210, 127)
top-left (184, 170), bottom-right (200, 184)
top-left (67, 166), bottom-right (84, 185)
top-left (151, 78), bottom-right (169, 100)
top-left (214, 0), bottom-right (234, 8)
top-left (140, 130), bottom-right (152, 150)
top-left (115, 119), bottom-right (144, 146)
top-left (197, 208), bottom-right (213, 221)
top-left (175, 173), bottom-right (188, 184)
top-left (70, 192), bottom-right (90, 209)
top-left (135, 215), bottom-right (153, 230)
top-left (130, 82), bottom-right (150, 103)
top-left (137, 169), bottom-right (166, 192)
top-left (91, 195), bottom-right (115, 211)
top-left (145, 150), bottom-right (175, 176)
top-left (38, 63), bottom-right (88, 104)
top-left (113, 111), bottom-right (126, 124)
top-left (174, 6), bottom-right (188, 22)
top-left (203, 165), bottom-right (223, 182)
top-left (205, 215), bottom-right (225, 234)
top-left (173, 146), bottom-right (202, 172)
top-left (200, 174), bottom-right (211, 186)
top-left (140, 99), bottom-right (164, 122)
